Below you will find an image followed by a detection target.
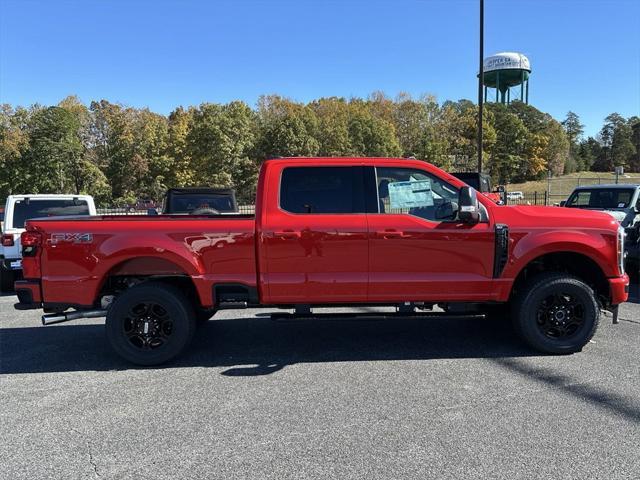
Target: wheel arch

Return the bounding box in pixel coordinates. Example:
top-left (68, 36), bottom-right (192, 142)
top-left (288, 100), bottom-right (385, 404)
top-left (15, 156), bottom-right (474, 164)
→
top-left (96, 256), bottom-right (208, 309)
top-left (509, 251), bottom-right (610, 305)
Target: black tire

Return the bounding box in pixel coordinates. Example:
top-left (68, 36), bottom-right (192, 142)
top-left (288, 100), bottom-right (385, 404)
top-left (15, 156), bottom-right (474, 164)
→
top-left (0, 269), bottom-right (14, 292)
top-left (511, 273), bottom-right (600, 354)
top-left (106, 282), bottom-right (196, 365)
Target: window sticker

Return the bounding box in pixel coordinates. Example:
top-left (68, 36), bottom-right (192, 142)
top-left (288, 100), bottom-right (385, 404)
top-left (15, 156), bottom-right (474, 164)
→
top-left (388, 179), bottom-right (434, 209)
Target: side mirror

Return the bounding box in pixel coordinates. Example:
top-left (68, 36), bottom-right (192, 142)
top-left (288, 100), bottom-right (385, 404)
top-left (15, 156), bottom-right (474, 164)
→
top-left (559, 200), bottom-right (566, 207)
top-left (496, 185), bottom-right (505, 193)
top-left (458, 186), bottom-right (480, 225)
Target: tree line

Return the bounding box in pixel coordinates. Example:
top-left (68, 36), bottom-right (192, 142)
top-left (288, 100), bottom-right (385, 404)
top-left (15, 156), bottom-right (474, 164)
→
top-left (1, 93), bottom-right (638, 206)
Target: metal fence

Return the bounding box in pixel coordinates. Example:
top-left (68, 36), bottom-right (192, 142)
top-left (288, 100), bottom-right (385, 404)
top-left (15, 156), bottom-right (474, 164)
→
top-left (547, 174), bottom-right (640, 204)
top-left (504, 192), bottom-right (549, 206)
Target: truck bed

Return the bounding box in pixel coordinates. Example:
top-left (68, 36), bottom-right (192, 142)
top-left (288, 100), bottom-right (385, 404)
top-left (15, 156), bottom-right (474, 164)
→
top-left (25, 214), bottom-right (257, 309)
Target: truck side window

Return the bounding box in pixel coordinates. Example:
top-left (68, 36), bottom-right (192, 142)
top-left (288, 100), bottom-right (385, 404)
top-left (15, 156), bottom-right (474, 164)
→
top-left (280, 167), bottom-right (365, 214)
top-left (376, 167), bottom-right (459, 221)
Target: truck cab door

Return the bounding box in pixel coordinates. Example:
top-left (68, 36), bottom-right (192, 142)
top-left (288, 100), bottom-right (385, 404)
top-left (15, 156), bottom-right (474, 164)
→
top-left (260, 165), bottom-right (369, 304)
top-left (367, 166), bottom-right (496, 302)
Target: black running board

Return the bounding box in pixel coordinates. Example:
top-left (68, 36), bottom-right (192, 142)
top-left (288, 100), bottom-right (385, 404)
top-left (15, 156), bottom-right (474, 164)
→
top-left (269, 312), bottom-right (487, 322)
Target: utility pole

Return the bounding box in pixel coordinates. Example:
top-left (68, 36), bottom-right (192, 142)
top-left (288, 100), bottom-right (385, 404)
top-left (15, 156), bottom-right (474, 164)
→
top-left (477, 0), bottom-right (484, 174)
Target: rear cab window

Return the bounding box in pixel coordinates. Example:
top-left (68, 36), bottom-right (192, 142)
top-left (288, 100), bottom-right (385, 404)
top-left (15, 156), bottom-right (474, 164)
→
top-left (279, 166), bottom-right (365, 214)
top-left (11, 199), bottom-right (90, 228)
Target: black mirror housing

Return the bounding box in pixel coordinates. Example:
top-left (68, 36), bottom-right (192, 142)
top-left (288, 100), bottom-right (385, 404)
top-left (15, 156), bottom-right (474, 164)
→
top-left (559, 200), bottom-right (566, 207)
top-left (458, 186), bottom-right (480, 224)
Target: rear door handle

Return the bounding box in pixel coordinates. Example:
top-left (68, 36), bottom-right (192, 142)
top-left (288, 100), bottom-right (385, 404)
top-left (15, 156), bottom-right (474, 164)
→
top-left (273, 230), bottom-right (301, 239)
top-left (375, 230), bottom-right (407, 238)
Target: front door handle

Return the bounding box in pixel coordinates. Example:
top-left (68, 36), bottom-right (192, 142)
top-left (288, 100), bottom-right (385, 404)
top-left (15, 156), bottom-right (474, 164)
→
top-left (273, 230), bottom-right (301, 239)
top-left (375, 230), bottom-right (407, 238)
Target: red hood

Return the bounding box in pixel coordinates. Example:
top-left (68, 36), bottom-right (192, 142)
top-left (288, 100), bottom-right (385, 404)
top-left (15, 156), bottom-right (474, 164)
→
top-left (493, 205), bottom-right (620, 231)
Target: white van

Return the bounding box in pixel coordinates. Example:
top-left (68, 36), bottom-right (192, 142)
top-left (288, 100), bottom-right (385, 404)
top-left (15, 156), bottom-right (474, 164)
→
top-left (506, 191), bottom-right (524, 201)
top-left (1, 194), bottom-right (96, 291)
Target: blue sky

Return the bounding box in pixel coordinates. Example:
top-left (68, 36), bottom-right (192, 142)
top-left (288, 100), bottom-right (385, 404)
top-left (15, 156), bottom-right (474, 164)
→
top-left (1, 0), bottom-right (639, 137)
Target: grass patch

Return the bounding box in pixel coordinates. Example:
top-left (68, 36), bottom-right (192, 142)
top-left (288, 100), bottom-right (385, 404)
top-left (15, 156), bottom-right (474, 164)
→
top-left (507, 172), bottom-right (640, 195)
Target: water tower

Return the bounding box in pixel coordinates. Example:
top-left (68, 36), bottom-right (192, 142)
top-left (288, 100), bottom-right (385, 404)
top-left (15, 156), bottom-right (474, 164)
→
top-left (481, 52), bottom-right (531, 104)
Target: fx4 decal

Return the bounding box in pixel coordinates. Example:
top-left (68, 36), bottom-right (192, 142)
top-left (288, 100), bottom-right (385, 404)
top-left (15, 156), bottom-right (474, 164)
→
top-left (50, 233), bottom-right (93, 244)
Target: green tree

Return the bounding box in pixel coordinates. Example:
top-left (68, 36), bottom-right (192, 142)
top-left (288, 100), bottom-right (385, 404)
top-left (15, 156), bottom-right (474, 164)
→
top-left (0, 105), bottom-right (31, 198)
top-left (439, 100), bottom-right (495, 172)
top-left (576, 137), bottom-right (600, 172)
top-left (187, 101), bottom-right (258, 200)
top-left (561, 111), bottom-right (584, 170)
top-left (611, 120), bottom-right (636, 169)
top-left (347, 99), bottom-right (402, 157)
top-left (134, 108), bottom-right (170, 200)
top-left (542, 119), bottom-right (570, 176)
top-left (256, 95), bottom-right (319, 158)
top-left (486, 103), bottom-right (528, 183)
top-left (90, 100), bottom-right (145, 203)
top-left (309, 97), bottom-right (352, 156)
top-left (594, 113), bottom-right (635, 171)
top-left (166, 106), bottom-right (195, 187)
top-left (393, 93), bottom-right (430, 157)
top-left (57, 96), bottom-right (112, 203)
top-left (26, 106), bottom-right (84, 193)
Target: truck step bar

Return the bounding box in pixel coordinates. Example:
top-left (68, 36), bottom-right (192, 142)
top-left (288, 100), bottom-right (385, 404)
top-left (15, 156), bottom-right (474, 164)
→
top-left (270, 312), bottom-right (487, 322)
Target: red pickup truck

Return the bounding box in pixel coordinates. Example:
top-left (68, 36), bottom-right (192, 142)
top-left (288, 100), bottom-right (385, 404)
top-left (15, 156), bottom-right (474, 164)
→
top-left (15, 158), bottom-right (629, 365)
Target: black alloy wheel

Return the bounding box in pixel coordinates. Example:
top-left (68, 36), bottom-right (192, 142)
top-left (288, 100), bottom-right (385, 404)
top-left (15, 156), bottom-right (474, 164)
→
top-left (106, 282), bottom-right (196, 365)
top-left (535, 292), bottom-right (586, 340)
top-left (512, 273), bottom-right (600, 354)
top-left (123, 301), bottom-right (174, 350)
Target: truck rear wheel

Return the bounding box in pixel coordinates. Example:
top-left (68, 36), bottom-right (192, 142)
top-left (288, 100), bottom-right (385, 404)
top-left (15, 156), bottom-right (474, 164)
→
top-left (0, 269), bottom-right (14, 292)
top-left (512, 273), bottom-right (600, 354)
top-left (106, 282), bottom-right (196, 365)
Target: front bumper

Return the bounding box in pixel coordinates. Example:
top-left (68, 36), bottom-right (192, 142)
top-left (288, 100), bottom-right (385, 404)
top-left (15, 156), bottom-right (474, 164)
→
top-left (14, 279), bottom-right (42, 310)
top-left (608, 275), bottom-right (630, 306)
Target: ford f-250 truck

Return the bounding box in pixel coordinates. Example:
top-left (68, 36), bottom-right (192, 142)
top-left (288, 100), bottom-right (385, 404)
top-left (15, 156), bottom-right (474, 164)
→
top-left (15, 158), bottom-right (629, 365)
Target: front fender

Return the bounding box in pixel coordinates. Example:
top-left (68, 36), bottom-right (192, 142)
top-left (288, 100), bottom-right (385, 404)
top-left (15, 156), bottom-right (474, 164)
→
top-left (503, 229), bottom-right (618, 280)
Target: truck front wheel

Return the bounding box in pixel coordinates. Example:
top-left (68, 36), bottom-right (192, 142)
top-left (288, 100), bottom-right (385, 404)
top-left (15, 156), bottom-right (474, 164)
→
top-left (512, 273), bottom-right (600, 354)
top-left (106, 282), bottom-right (196, 365)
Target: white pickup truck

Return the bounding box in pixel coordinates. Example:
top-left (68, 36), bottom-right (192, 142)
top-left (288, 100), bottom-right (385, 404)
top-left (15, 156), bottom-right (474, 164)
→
top-left (1, 194), bottom-right (96, 291)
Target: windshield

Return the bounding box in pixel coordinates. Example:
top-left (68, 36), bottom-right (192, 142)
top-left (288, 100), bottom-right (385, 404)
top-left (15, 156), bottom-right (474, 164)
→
top-left (168, 195), bottom-right (236, 213)
top-left (565, 189), bottom-right (634, 210)
top-left (12, 199), bottom-right (90, 228)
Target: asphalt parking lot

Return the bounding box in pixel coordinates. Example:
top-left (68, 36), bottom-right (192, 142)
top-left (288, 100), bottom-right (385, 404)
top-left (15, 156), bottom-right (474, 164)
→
top-left (1, 291), bottom-right (639, 479)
